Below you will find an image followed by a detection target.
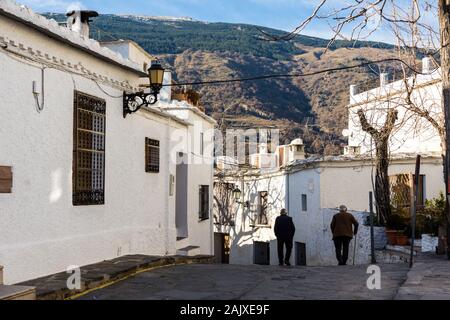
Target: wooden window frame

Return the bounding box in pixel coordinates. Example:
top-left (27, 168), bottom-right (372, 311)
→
top-left (199, 185), bottom-right (210, 221)
top-left (145, 138), bottom-right (160, 173)
top-left (0, 166), bottom-right (13, 193)
top-left (72, 91), bottom-right (106, 206)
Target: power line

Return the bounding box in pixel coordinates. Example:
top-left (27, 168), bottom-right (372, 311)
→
top-left (162, 58), bottom-right (425, 87)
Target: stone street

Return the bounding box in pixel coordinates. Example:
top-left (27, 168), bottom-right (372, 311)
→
top-left (78, 263), bottom-right (409, 300)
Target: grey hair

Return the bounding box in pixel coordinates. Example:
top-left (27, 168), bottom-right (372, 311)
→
top-left (339, 205), bottom-right (347, 212)
top-left (280, 208), bottom-right (287, 215)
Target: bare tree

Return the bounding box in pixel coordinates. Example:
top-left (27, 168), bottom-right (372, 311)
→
top-left (260, 1), bottom-right (449, 241)
top-left (357, 108), bottom-right (398, 223)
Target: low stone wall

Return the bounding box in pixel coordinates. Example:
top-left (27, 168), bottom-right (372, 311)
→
top-left (304, 209), bottom-right (387, 266)
top-left (422, 234), bottom-right (438, 252)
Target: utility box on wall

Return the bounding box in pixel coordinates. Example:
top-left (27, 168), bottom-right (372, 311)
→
top-left (0, 166), bottom-right (13, 193)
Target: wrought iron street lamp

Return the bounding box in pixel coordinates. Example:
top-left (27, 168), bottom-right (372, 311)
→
top-left (123, 60), bottom-right (165, 118)
top-left (233, 187), bottom-right (241, 201)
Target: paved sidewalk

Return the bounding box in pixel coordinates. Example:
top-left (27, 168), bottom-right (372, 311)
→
top-left (395, 253), bottom-right (450, 300)
top-left (17, 254), bottom-right (213, 300)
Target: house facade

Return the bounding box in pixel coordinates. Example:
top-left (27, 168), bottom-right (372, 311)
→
top-left (214, 151), bottom-right (443, 266)
top-left (213, 58), bottom-right (445, 266)
top-left (0, 1), bottom-right (215, 284)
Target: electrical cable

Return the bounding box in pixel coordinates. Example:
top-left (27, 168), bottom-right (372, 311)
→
top-left (163, 58), bottom-right (428, 87)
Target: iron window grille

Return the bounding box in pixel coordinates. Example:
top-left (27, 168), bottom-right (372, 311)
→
top-left (73, 91), bottom-right (106, 206)
top-left (199, 185), bottom-right (210, 220)
top-left (145, 138), bottom-right (160, 173)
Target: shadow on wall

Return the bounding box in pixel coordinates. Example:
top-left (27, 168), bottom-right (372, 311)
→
top-left (305, 209), bottom-right (387, 266)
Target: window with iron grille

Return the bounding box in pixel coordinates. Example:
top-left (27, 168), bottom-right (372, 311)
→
top-left (199, 185), bottom-right (210, 220)
top-left (257, 191), bottom-right (269, 225)
top-left (73, 91), bottom-right (106, 206)
top-left (145, 138), bottom-right (160, 173)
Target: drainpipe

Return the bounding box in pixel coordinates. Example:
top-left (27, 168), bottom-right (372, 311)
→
top-left (209, 125), bottom-right (214, 256)
top-left (165, 117), bottom-right (172, 255)
top-left (285, 170), bottom-right (290, 213)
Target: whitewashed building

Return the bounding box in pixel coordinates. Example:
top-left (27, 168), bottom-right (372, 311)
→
top-left (214, 59), bottom-right (445, 266)
top-left (345, 57), bottom-right (442, 156)
top-left (0, 1), bottom-right (215, 284)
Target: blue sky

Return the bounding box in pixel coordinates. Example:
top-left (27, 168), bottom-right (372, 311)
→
top-left (17, 0), bottom-right (350, 40)
top-left (19, 0), bottom-right (430, 44)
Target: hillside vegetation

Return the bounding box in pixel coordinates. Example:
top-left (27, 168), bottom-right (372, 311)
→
top-left (47, 13), bottom-right (399, 155)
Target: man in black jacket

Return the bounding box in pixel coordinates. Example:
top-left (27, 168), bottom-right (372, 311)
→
top-left (274, 209), bottom-right (296, 266)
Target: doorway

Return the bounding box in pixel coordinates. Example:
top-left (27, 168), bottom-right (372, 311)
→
top-left (253, 241), bottom-right (270, 265)
top-left (295, 242), bottom-right (306, 266)
top-left (214, 233), bottom-right (230, 264)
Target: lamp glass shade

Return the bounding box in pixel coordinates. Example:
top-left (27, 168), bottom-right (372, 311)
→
top-left (233, 187), bottom-right (241, 201)
top-left (149, 61), bottom-right (165, 90)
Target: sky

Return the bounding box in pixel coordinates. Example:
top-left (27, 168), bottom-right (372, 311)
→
top-left (18, 0), bottom-right (436, 44)
top-left (17, 0), bottom-right (355, 40)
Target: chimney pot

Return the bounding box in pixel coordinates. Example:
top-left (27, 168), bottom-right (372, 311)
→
top-left (66, 10), bottom-right (98, 38)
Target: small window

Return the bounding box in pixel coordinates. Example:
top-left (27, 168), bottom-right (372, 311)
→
top-left (200, 132), bottom-right (204, 156)
top-left (199, 185), bottom-right (210, 220)
top-left (301, 194), bottom-right (307, 211)
top-left (169, 174), bottom-right (175, 196)
top-left (145, 138), bottom-right (160, 173)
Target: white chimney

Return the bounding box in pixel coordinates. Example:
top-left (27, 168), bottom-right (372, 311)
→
top-left (66, 10), bottom-right (99, 38)
top-left (259, 143), bottom-right (268, 154)
top-left (380, 73), bottom-right (389, 87)
top-left (288, 138), bottom-right (305, 161)
top-left (422, 57), bottom-right (432, 74)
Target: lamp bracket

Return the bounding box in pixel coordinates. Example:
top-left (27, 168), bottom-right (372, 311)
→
top-left (123, 91), bottom-right (159, 118)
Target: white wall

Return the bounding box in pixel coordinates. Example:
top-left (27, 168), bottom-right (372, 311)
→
top-left (319, 158), bottom-right (444, 212)
top-left (214, 173), bottom-right (287, 265)
top-left (347, 71), bottom-right (442, 155)
top-left (0, 14), bottom-right (206, 284)
top-left (164, 106), bottom-right (216, 256)
top-left (287, 158), bottom-right (444, 265)
top-left (288, 168), bottom-right (322, 265)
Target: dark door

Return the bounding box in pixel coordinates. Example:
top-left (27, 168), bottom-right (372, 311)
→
top-left (222, 234), bottom-right (230, 264)
top-left (254, 241), bottom-right (270, 265)
top-left (295, 242), bottom-right (306, 266)
top-left (214, 233), bottom-right (230, 264)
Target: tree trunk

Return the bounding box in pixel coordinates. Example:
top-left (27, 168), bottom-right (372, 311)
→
top-left (438, 0), bottom-right (450, 259)
top-left (375, 139), bottom-right (392, 224)
top-left (357, 109), bottom-right (397, 225)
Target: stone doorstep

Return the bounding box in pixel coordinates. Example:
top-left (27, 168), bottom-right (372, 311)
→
top-left (176, 245), bottom-right (201, 256)
top-left (16, 254), bottom-right (214, 300)
top-left (0, 285), bottom-right (36, 300)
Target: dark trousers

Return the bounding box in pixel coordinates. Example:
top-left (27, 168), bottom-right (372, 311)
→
top-left (333, 236), bottom-right (352, 265)
top-left (277, 238), bottom-right (293, 264)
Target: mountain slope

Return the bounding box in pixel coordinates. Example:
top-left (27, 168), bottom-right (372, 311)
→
top-left (47, 13), bottom-right (398, 154)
